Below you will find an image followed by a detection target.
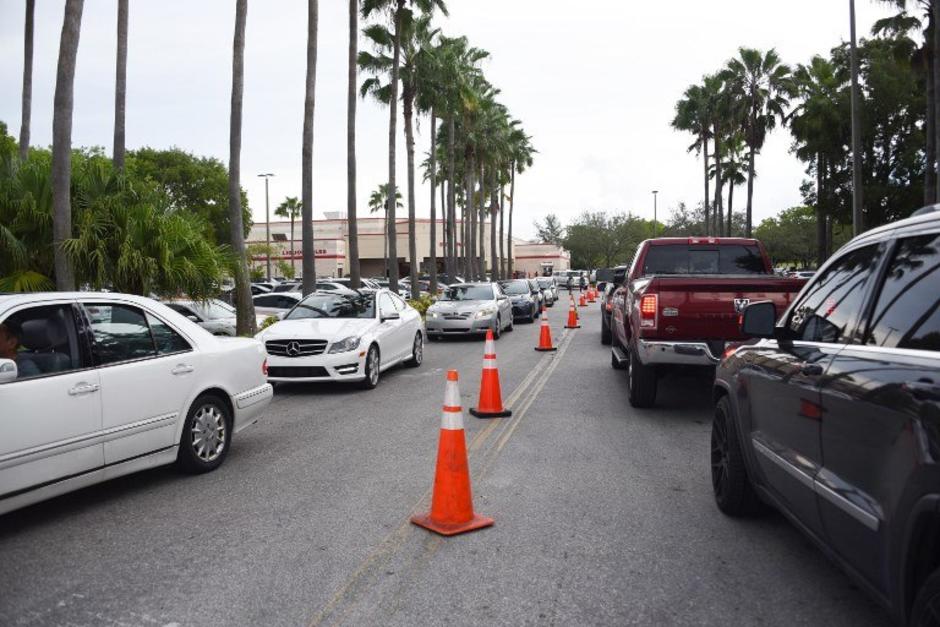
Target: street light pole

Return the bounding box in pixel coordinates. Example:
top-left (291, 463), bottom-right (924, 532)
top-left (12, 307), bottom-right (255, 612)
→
top-left (849, 0), bottom-right (864, 235)
top-left (652, 190), bottom-right (659, 238)
top-left (258, 173), bottom-right (275, 280)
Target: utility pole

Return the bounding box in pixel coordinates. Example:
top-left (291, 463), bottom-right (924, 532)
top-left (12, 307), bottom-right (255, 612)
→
top-left (652, 190), bottom-right (659, 238)
top-left (849, 0), bottom-right (864, 235)
top-left (258, 173), bottom-right (275, 280)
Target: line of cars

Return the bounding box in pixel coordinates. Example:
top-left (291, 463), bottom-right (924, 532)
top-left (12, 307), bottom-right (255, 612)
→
top-left (601, 208), bottom-right (940, 625)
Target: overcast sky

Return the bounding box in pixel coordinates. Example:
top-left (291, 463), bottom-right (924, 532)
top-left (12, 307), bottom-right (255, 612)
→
top-left (0, 1), bottom-right (899, 240)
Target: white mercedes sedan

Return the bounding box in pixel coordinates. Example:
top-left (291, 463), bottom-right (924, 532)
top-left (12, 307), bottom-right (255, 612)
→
top-left (256, 289), bottom-right (424, 388)
top-left (0, 292), bottom-right (273, 516)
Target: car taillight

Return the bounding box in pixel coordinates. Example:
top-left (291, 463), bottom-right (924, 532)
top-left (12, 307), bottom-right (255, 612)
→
top-left (639, 294), bottom-right (658, 329)
top-left (262, 358), bottom-right (268, 376)
top-left (605, 302), bottom-right (612, 312)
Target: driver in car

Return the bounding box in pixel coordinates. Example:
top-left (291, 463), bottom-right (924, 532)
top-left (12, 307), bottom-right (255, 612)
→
top-left (0, 321), bottom-right (41, 379)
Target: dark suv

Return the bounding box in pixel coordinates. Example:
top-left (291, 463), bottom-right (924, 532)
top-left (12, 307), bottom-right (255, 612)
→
top-left (600, 265), bottom-right (627, 345)
top-left (712, 207), bottom-right (940, 625)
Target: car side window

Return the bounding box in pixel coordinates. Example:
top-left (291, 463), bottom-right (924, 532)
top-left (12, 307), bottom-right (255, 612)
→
top-left (787, 244), bottom-right (882, 343)
top-left (378, 294), bottom-right (395, 317)
top-left (146, 313), bottom-right (192, 355)
top-left (391, 294), bottom-right (408, 311)
top-left (866, 234), bottom-right (940, 351)
top-left (0, 304), bottom-right (84, 381)
top-left (85, 304), bottom-right (156, 365)
top-left (255, 295), bottom-right (277, 307)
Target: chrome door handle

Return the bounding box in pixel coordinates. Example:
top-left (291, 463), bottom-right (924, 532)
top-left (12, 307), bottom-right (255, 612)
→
top-left (68, 382), bottom-right (100, 396)
top-left (171, 364), bottom-right (195, 375)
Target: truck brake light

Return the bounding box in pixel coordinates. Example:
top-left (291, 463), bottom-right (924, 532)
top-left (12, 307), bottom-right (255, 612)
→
top-left (262, 358), bottom-right (268, 376)
top-left (688, 237), bottom-right (718, 245)
top-left (639, 294), bottom-right (658, 329)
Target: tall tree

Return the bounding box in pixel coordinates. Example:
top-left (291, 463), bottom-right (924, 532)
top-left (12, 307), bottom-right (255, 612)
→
top-left (368, 183), bottom-right (401, 277)
top-left (347, 0), bottom-right (361, 288)
top-left (19, 0), bottom-right (35, 162)
top-left (672, 83), bottom-right (712, 234)
top-left (301, 0), bottom-right (319, 294)
top-left (725, 47), bottom-right (794, 236)
top-left (275, 196), bottom-right (302, 276)
top-left (113, 0), bottom-right (129, 171)
top-left (52, 0), bottom-right (85, 291)
top-left (228, 0), bottom-right (255, 334)
top-left (507, 127), bottom-right (534, 279)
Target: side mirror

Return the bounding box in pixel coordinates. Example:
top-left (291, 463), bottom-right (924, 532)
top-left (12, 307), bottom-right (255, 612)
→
top-left (741, 301), bottom-right (777, 339)
top-left (0, 359), bottom-right (17, 384)
top-left (381, 311), bottom-right (400, 322)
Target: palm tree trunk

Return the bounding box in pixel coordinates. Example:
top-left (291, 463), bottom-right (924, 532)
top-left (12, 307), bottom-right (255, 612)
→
top-left (229, 0), bottom-right (254, 334)
top-left (301, 0), bottom-right (319, 295)
top-left (727, 179), bottom-right (734, 237)
top-left (113, 0), bottom-right (128, 171)
top-left (816, 153), bottom-right (827, 267)
top-left (469, 162), bottom-right (477, 279)
top-left (403, 90), bottom-right (419, 299)
top-left (702, 137), bottom-right (710, 236)
top-left (428, 110), bottom-right (438, 293)
top-left (926, 37), bottom-right (937, 205)
top-left (490, 169), bottom-right (497, 280)
top-left (290, 214), bottom-right (296, 277)
top-left (385, 0), bottom-right (405, 292)
top-left (508, 164), bottom-right (515, 278)
top-left (499, 182), bottom-right (505, 280)
top-left (746, 105), bottom-right (756, 238)
top-left (713, 128), bottom-right (723, 236)
top-left (52, 0), bottom-right (84, 292)
top-left (478, 161), bottom-right (486, 278)
top-left (347, 0), bottom-right (360, 288)
top-left (19, 0), bottom-right (35, 162)
top-left (464, 157), bottom-right (473, 278)
top-left (446, 116), bottom-right (456, 279)
top-left (383, 207), bottom-right (388, 277)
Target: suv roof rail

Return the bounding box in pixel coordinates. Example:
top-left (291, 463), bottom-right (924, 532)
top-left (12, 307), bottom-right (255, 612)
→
top-left (912, 204), bottom-right (940, 217)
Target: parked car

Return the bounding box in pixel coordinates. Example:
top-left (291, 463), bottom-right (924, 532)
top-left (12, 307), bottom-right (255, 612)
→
top-left (0, 292), bottom-right (272, 516)
top-left (553, 270), bottom-right (582, 290)
top-left (609, 237), bottom-right (808, 408)
top-left (600, 265), bottom-right (628, 345)
top-left (527, 279), bottom-right (545, 311)
top-left (536, 277), bottom-right (558, 305)
top-left (272, 282), bottom-right (301, 293)
top-left (425, 283), bottom-right (513, 340)
top-left (162, 299), bottom-right (237, 336)
top-left (253, 292), bottom-right (303, 321)
top-left (250, 284), bottom-right (272, 296)
top-left (712, 207), bottom-right (940, 626)
top-left (499, 279), bottom-right (539, 322)
top-left (256, 289), bottom-right (423, 388)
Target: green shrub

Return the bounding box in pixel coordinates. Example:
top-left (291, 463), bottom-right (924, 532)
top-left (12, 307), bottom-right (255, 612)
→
top-left (259, 315), bottom-right (279, 331)
top-left (408, 294), bottom-right (436, 319)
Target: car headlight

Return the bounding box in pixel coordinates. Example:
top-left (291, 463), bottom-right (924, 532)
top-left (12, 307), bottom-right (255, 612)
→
top-left (474, 308), bottom-right (496, 319)
top-left (328, 336), bottom-right (361, 354)
top-left (427, 311), bottom-right (440, 319)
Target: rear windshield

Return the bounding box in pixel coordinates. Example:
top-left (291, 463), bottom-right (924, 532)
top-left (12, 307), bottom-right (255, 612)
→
top-left (642, 245), bottom-right (767, 275)
top-left (500, 280), bottom-right (531, 295)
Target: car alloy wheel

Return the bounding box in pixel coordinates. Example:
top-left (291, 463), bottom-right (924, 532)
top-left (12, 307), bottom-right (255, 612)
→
top-left (406, 333), bottom-right (423, 367)
top-left (493, 316), bottom-right (501, 340)
top-left (711, 412), bottom-right (729, 501)
top-left (368, 346), bottom-right (380, 386)
top-left (191, 402), bottom-right (227, 463)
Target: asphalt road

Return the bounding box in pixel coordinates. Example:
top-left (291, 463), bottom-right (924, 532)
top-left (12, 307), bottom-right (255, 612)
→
top-left (0, 296), bottom-right (891, 626)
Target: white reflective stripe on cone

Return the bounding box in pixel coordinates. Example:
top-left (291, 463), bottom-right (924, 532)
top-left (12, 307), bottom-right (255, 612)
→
top-left (441, 380), bottom-right (464, 430)
top-left (482, 355), bottom-right (497, 370)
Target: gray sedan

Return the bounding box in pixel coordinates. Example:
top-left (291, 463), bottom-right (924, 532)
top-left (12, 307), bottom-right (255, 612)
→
top-left (425, 283), bottom-right (513, 340)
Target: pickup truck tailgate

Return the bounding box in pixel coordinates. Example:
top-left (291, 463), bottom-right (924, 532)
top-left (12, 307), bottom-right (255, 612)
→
top-left (647, 275), bottom-right (805, 342)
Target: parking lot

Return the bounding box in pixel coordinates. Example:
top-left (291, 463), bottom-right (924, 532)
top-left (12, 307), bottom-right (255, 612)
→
top-left (0, 302), bottom-right (890, 626)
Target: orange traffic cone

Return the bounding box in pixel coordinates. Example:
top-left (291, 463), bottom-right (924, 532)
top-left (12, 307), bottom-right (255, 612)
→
top-left (411, 370), bottom-right (494, 536)
top-left (470, 329), bottom-right (512, 418)
top-left (534, 307), bottom-right (558, 352)
top-left (588, 287), bottom-right (597, 303)
top-left (564, 295), bottom-right (580, 329)
top-left (578, 292), bottom-right (587, 308)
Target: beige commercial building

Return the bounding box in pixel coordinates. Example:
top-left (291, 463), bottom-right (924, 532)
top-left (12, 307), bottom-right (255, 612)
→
top-left (247, 213), bottom-right (569, 279)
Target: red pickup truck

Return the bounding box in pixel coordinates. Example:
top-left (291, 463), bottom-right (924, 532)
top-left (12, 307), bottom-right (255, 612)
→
top-left (610, 237), bottom-right (807, 408)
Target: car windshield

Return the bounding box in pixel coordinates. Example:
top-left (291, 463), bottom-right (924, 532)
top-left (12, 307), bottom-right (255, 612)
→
top-left (284, 293), bottom-right (375, 320)
top-left (536, 278), bottom-right (552, 288)
top-left (440, 285), bottom-right (493, 301)
top-left (204, 300), bottom-right (235, 319)
top-left (500, 280), bottom-right (530, 295)
top-left (642, 244), bottom-right (767, 275)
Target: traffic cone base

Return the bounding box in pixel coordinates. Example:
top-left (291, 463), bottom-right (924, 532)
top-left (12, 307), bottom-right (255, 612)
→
top-left (534, 346), bottom-right (558, 352)
top-left (411, 512), bottom-right (494, 536)
top-left (469, 406), bottom-right (512, 418)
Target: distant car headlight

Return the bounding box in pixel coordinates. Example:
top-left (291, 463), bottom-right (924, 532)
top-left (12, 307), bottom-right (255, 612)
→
top-left (427, 311), bottom-right (440, 319)
top-left (474, 308), bottom-right (496, 319)
top-left (328, 336), bottom-right (361, 354)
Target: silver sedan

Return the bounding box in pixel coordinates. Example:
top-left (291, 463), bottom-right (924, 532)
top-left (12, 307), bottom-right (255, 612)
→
top-left (425, 283), bottom-right (513, 340)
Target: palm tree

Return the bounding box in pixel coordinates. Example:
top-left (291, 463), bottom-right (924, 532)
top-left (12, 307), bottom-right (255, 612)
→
top-left (507, 127), bottom-right (534, 279)
top-left (716, 133), bottom-right (747, 236)
top-left (301, 0), bottom-right (319, 295)
top-left (228, 0), bottom-right (255, 335)
top-left (51, 0), bottom-right (85, 291)
top-left (368, 183), bottom-right (401, 277)
top-left (724, 47), bottom-right (794, 237)
top-left (275, 196), bottom-right (302, 276)
top-left (347, 0), bottom-right (361, 288)
top-left (672, 83), bottom-right (712, 234)
top-left (19, 0), bottom-right (35, 162)
top-left (113, 0), bottom-right (128, 171)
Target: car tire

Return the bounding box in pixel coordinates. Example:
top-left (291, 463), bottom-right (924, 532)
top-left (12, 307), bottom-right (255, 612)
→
top-left (601, 318), bottom-right (612, 345)
top-left (912, 568), bottom-right (940, 627)
top-left (711, 396), bottom-right (762, 516)
top-left (492, 316), bottom-right (502, 340)
top-left (506, 316), bottom-right (514, 332)
top-left (627, 345), bottom-right (657, 408)
top-left (405, 332), bottom-right (423, 367)
top-left (359, 344), bottom-right (381, 389)
top-left (176, 393), bottom-right (232, 474)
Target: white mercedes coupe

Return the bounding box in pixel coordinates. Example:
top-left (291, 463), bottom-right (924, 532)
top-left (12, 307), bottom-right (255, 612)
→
top-left (256, 289), bottom-right (424, 388)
